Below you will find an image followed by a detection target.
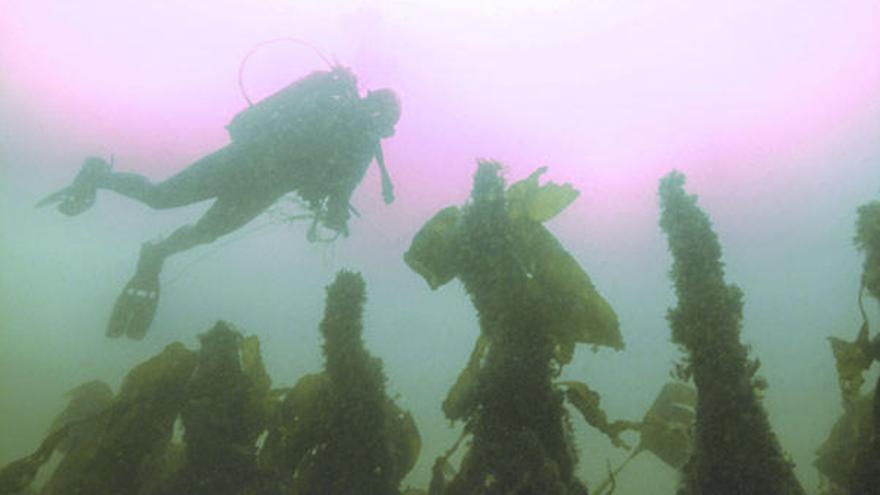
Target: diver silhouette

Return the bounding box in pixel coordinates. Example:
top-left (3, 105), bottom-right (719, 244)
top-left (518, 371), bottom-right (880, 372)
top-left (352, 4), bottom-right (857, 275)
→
top-left (37, 66), bottom-right (400, 340)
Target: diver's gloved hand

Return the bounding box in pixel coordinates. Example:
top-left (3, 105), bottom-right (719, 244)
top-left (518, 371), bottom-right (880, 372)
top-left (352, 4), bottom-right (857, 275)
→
top-left (322, 220), bottom-right (349, 238)
top-left (322, 204), bottom-right (350, 237)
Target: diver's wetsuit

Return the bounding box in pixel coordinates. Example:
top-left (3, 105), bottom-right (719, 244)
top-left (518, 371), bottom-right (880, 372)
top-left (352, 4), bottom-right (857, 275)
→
top-left (97, 105), bottom-right (379, 264)
top-left (100, 68), bottom-right (386, 263)
top-left (43, 67), bottom-right (399, 339)
top-left (98, 147), bottom-right (286, 259)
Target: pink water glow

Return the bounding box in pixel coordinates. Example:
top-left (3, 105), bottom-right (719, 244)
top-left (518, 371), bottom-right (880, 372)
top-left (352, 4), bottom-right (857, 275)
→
top-left (2, 0), bottom-right (880, 233)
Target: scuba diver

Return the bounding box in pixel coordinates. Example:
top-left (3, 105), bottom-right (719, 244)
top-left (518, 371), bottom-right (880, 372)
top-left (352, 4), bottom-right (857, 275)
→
top-left (37, 66), bottom-right (401, 340)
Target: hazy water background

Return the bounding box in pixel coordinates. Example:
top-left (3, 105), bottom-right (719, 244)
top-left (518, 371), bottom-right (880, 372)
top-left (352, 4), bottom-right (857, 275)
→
top-left (2, 1), bottom-right (880, 493)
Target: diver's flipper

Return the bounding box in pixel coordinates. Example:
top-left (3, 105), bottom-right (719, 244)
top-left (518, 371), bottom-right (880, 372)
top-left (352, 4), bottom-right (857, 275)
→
top-left (35, 186), bottom-right (73, 209)
top-left (36, 157), bottom-right (110, 216)
top-left (106, 272), bottom-right (160, 340)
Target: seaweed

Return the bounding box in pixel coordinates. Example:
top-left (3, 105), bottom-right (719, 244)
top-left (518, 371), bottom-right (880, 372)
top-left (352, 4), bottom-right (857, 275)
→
top-left (822, 200), bottom-right (880, 494)
top-left (816, 394), bottom-right (873, 491)
top-left (258, 372), bottom-right (332, 490)
top-left (0, 421), bottom-right (76, 495)
top-left (816, 200), bottom-right (880, 494)
top-left (591, 382), bottom-right (696, 495)
top-left (260, 270), bottom-right (420, 495)
top-left (46, 380), bottom-right (113, 455)
top-left (294, 270), bottom-right (399, 494)
top-left (0, 378), bottom-right (115, 495)
top-left (154, 321), bottom-right (271, 495)
top-left (829, 327), bottom-right (873, 406)
top-left (855, 201), bottom-right (880, 302)
top-left (405, 165), bottom-right (623, 362)
top-left (3, 321), bottom-right (375, 495)
top-left (408, 162), bottom-right (623, 495)
top-left (15, 328), bottom-right (286, 495)
top-left (40, 342), bottom-right (198, 495)
top-left (442, 336), bottom-right (487, 422)
top-left (658, 171), bottom-right (805, 495)
top-left (635, 382), bottom-right (696, 471)
top-left (558, 381), bottom-right (636, 450)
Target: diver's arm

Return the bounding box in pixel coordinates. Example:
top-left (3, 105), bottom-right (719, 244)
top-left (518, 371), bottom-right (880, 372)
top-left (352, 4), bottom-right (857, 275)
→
top-left (324, 143), bottom-right (393, 227)
top-left (321, 150), bottom-right (377, 235)
top-left (375, 143), bottom-right (394, 204)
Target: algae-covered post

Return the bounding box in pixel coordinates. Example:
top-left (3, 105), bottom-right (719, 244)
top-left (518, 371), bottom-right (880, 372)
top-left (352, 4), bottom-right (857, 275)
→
top-left (259, 270), bottom-right (420, 495)
top-left (295, 270), bottom-right (400, 495)
top-left (658, 171), bottom-right (804, 495)
top-left (406, 162), bottom-right (625, 495)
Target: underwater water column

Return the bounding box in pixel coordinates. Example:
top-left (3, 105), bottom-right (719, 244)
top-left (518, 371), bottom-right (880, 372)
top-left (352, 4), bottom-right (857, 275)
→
top-left (658, 171), bottom-right (804, 495)
top-left (441, 162), bottom-right (585, 495)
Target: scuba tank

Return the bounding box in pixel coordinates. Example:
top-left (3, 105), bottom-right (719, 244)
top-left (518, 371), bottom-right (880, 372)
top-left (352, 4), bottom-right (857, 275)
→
top-left (225, 66), bottom-right (359, 145)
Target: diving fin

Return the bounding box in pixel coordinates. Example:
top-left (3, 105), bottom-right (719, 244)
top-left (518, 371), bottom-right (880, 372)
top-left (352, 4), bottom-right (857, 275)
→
top-left (106, 272), bottom-right (160, 340)
top-left (107, 243), bottom-right (163, 340)
top-left (36, 157), bottom-right (110, 216)
top-left (35, 186), bottom-right (73, 209)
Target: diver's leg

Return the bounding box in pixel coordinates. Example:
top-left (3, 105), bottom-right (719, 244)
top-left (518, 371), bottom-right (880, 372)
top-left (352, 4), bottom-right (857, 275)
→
top-left (102, 146), bottom-right (243, 209)
top-left (38, 147), bottom-right (242, 214)
top-left (107, 192), bottom-right (282, 340)
top-left (147, 190), bottom-right (284, 267)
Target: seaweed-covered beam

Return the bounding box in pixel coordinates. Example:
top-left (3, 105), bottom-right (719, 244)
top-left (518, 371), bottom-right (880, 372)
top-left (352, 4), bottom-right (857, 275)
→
top-left (407, 162), bottom-right (624, 495)
top-left (309, 270), bottom-right (398, 495)
top-left (658, 171), bottom-right (804, 495)
top-left (262, 270), bottom-right (419, 495)
top-left (449, 163), bottom-right (581, 495)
